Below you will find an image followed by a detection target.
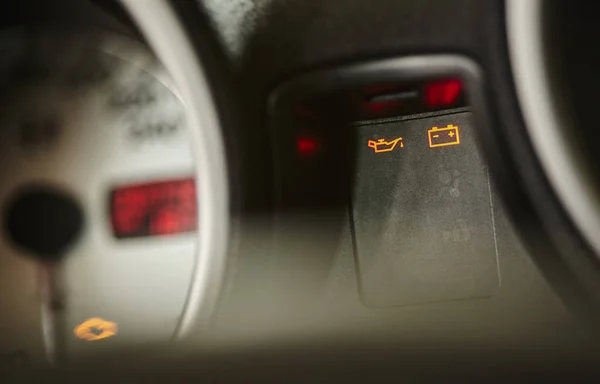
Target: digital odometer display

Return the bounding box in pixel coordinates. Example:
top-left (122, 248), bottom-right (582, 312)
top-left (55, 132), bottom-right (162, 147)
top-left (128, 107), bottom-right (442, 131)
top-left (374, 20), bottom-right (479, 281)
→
top-left (110, 178), bottom-right (196, 238)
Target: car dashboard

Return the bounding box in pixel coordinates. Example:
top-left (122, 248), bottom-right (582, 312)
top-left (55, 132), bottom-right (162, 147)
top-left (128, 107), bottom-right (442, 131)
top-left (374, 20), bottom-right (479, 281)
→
top-left (2, 0), bottom-right (600, 380)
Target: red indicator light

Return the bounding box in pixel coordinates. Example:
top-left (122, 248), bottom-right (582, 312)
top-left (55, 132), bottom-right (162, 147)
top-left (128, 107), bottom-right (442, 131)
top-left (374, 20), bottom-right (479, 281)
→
top-left (425, 79), bottom-right (462, 108)
top-left (111, 178), bottom-right (196, 239)
top-left (365, 99), bottom-right (398, 113)
top-left (297, 136), bottom-right (320, 157)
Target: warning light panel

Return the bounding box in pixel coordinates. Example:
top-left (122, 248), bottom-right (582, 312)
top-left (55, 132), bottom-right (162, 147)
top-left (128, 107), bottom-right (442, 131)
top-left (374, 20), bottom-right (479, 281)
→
top-left (110, 178), bottom-right (196, 239)
top-left (367, 137), bottom-right (404, 153)
top-left (428, 125), bottom-right (460, 148)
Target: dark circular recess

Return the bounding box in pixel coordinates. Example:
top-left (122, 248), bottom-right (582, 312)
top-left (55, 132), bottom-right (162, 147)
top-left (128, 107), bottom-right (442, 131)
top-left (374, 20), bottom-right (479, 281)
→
top-left (4, 185), bottom-right (84, 259)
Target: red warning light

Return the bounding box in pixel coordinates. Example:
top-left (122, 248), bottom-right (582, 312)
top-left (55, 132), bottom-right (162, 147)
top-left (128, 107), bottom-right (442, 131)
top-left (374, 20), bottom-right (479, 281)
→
top-left (425, 79), bottom-right (462, 108)
top-left (297, 136), bottom-right (320, 157)
top-left (111, 178), bottom-right (196, 239)
top-left (365, 99), bottom-right (398, 113)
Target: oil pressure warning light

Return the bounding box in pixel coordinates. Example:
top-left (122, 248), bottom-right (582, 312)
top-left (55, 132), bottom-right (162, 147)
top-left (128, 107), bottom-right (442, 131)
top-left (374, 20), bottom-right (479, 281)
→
top-left (367, 137), bottom-right (404, 153)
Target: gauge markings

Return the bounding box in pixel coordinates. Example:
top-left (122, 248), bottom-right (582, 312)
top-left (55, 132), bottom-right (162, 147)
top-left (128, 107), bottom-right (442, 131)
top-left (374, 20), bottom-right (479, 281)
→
top-left (108, 87), bottom-right (156, 108)
top-left (128, 122), bottom-right (179, 141)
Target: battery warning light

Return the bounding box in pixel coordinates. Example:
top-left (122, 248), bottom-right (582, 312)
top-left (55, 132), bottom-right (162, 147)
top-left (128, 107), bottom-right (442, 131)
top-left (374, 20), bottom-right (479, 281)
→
top-left (367, 137), bottom-right (404, 153)
top-left (428, 125), bottom-right (460, 148)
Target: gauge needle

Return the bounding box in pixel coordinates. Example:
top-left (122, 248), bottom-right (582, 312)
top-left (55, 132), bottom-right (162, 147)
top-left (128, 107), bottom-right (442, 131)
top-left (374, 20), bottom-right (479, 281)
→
top-left (38, 261), bottom-right (67, 364)
top-left (5, 186), bottom-right (84, 365)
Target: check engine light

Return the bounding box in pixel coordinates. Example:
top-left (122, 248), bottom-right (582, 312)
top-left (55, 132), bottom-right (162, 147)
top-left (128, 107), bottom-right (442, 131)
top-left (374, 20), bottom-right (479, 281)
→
top-left (111, 178), bottom-right (196, 238)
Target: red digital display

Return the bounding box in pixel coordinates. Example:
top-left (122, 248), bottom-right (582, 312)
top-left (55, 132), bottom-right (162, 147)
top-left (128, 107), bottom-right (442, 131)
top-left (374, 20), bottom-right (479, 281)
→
top-left (110, 178), bottom-right (196, 238)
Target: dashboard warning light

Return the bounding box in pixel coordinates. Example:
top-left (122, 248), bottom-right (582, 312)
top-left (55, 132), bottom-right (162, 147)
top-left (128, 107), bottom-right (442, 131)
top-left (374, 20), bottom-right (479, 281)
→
top-left (367, 137), bottom-right (404, 153)
top-left (74, 318), bottom-right (118, 341)
top-left (297, 136), bottom-right (320, 157)
top-left (425, 79), bottom-right (462, 108)
top-left (428, 125), bottom-right (460, 148)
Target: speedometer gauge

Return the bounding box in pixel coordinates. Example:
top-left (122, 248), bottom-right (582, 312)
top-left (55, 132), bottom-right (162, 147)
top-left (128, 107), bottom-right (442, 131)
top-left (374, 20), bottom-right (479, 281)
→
top-left (0, 30), bottom-right (198, 361)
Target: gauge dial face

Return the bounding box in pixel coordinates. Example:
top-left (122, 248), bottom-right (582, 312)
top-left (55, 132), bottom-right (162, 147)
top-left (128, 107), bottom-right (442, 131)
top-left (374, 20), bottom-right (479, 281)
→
top-left (0, 31), bottom-right (197, 359)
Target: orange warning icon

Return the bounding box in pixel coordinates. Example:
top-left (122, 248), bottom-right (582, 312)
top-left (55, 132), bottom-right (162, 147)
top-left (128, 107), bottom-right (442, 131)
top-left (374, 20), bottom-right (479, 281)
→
top-left (74, 318), bottom-right (118, 341)
top-left (367, 137), bottom-right (404, 153)
top-left (428, 124), bottom-right (460, 148)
